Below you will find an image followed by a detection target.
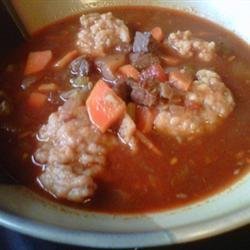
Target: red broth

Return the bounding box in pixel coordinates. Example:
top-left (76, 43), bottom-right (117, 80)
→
top-left (0, 6), bottom-right (249, 213)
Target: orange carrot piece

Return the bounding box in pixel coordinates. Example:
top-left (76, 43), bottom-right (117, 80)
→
top-left (27, 92), bottom-right (47, 109)
top-left (136, 106), bottom-right (155, 133)
top-left (24, 50), bottom-right (52, 75)
top-left (118, 64), bottom-right (140, 81)
top-left (86, 80), bottom-right (126, 133)
top-left (136, 130), bottom-right (161, 156)
top-left (54, 50), bottom-right (78, 69)
top-left (169, 71), bottom-right (193, 91)
top-left (161, 55), bottom-right (181, 66)
top-left (151, 26), bottom-right (164, 42)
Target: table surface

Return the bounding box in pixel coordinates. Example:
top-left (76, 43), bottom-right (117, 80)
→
top-left (0, 224), bottom-right (250, 250)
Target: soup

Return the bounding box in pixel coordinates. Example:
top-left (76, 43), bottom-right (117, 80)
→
top-left (0, 6), bottom-right (249, 213)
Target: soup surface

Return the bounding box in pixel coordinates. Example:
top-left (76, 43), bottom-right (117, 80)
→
top-left (0, 6), bottom-right (250, 213)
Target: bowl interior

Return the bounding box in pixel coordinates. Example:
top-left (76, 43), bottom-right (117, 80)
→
top-left (0, 0), bottom-right (250, 248)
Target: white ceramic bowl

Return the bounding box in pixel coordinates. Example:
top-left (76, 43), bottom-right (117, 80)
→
top-left (0, 0), bottom-right (249, 248)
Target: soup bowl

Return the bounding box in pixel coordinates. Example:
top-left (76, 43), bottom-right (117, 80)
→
top-left (0, 0), bottom-right (249, 248)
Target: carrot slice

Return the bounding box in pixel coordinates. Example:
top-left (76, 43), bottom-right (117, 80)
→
top-left (86, 80), bottom-right (126, 133)
top-left (169, 71), bottom-right (193, 91)
top-left (136, 106), bottom-right (155, 133)
top-left (160, 55), bottom-right (181, 66)
top-left (54, 50), bottom-right (78, 69)
top-left (118, 64), bottom-right (140, 81)
top-left (151, 26), bottom-right (164, 42)
top-left (27, 92), bottom-right (47, 109)
top-left (24, 50), bottom-right (52, 75)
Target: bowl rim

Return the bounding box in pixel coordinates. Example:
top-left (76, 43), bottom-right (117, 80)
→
top-left (0, 204), bottom-right (249, 248)
top-left (1, 1), bottom-right (250, 248)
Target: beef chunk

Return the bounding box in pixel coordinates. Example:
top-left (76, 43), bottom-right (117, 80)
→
top-left (140, 64), bottom-right (167, 82)
top-left (131, 88), bottom-right (157, 107)
top-left (70, 56), bottom-right (90, 77)
top-left (132, 31), bottom-right (160, 54)
top-left (129, 53), bottom-right (160, 70)
top-left (113, 79), bottom-right (131, 101)
top-left (95, 54), bottom-right (126, 81)
top-left (133, 32), bottom-right (152, 53)
top-left (128, 79), bottom-right (159, 107)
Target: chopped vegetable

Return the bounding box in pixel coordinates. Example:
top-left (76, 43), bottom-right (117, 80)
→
top-left (60, 88), bottom-right (88, 102)
top-left (95, 54), bottom-right (126, 81)
top-left (151, 27), bottom-right (164, 42)
top-left (127, 102), bottom-right (136, 120)
top-left (54, 50), bottom-right (78, 68)
top-left (160, 55), bottom-right (181, 66)
top-left (24, 50), bottom-right (52, 75)
top-left (119, 64), bottom-right (140, 81)
top-left (86, 80), bottom-right (126, 133)
top-left (70, 56), bottom-right (90, 76)
top-left (70, 76), bottom-right (92, 90)
top-left (136, 130), bottom-right (161, 155)
top-left (21, 75), bottom-right (39, 90)
top-left (136, 106), bottom-right (155, 133)
top-left (38, 83), bottom-right (58, 92)
top-left (140, 64), bottom-right (167, 82)
top-left (159, 82), bottom-right (173, 99)
top-left (118, 113), bottom-right (137, 151)
top-left (169, 71), bottom-right (193, 91)
top-left (27, 92), bottom-right (47, 108)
